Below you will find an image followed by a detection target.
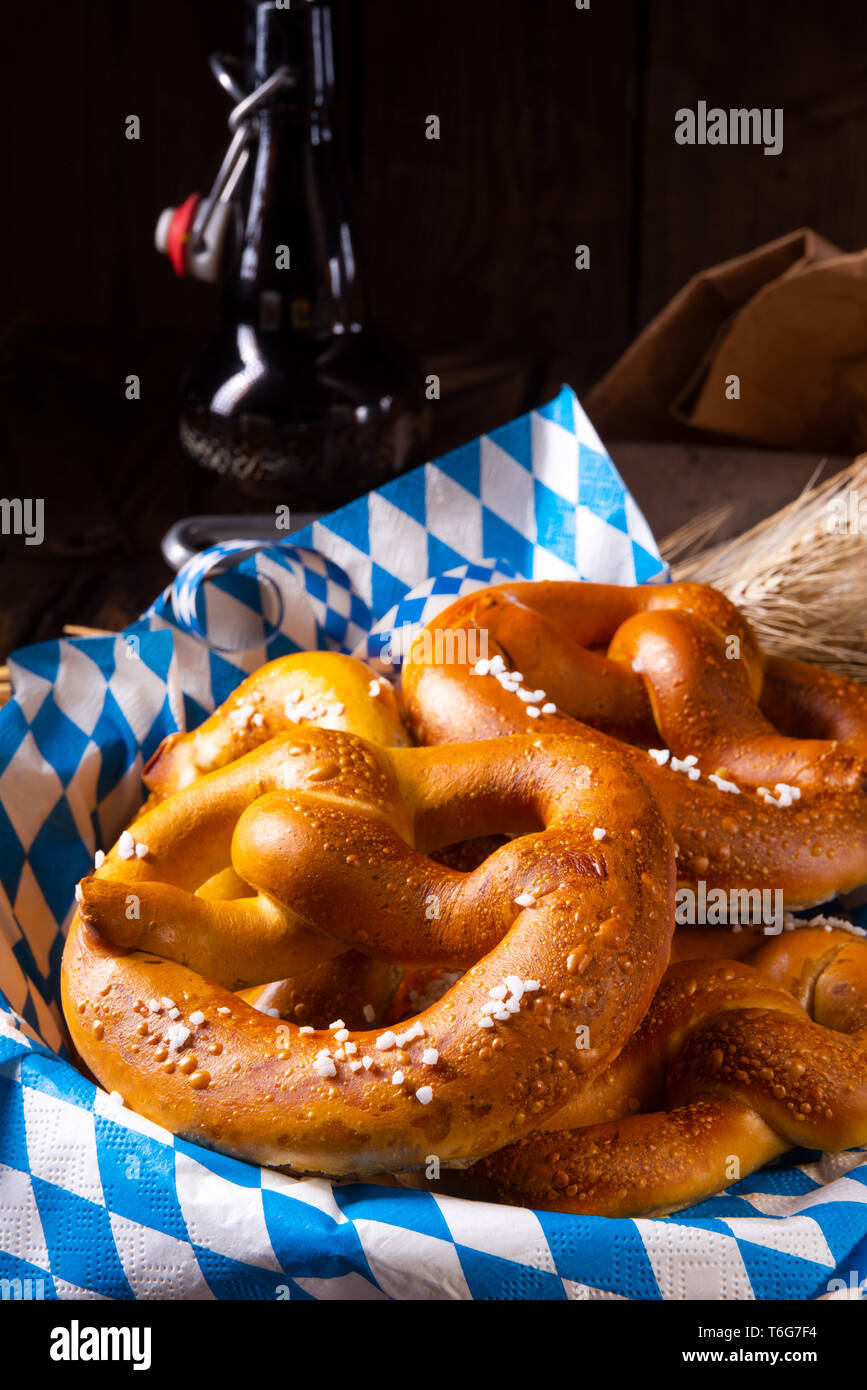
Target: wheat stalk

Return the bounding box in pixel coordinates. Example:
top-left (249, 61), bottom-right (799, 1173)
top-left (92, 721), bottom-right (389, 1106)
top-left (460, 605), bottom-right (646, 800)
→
top-left (662, 456), bottom-right (867, 681)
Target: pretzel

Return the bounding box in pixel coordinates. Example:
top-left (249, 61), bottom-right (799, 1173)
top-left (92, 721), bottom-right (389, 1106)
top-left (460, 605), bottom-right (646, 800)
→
top-left (143, 651), bottom-right (408, 803)
top-left (402, 581), bottom-right (867, 907)
top-left (437, 924), bottom-right (867, 1216)
top-left (61, 729), bottom-right (675, 1174)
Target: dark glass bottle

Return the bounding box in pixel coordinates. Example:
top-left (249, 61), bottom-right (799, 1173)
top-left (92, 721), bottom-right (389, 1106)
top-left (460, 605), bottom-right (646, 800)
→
top-left (179, 0), bottom-right (426, 505)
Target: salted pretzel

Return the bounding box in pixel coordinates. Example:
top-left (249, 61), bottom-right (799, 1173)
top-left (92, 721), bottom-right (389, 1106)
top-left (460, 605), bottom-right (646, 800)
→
top-left (62, 728), bottom-right (675, 1174)
top-left (144, 651), bottom-right (408, 802)
top-left (428, 923), bottom-right (867, 1216)
top-left (138, 651), bottom-right (410, 1023)
top-left (402, 581), bottom-right (867, 907)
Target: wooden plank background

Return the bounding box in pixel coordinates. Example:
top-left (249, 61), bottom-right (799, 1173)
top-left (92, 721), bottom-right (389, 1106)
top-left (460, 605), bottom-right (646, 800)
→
top-left (0, 0), bottom-right (864, 657)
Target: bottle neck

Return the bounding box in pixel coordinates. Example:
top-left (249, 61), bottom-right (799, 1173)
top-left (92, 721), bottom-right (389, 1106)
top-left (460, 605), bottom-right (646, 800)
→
top-left (234, 0), bottom-right (364, 336)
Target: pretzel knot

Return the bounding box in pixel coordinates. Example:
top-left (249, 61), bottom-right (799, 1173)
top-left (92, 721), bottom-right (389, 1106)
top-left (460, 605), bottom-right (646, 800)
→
top-left (448, 927), bottom-right (867, 1216)
top-left (402, 581), bottom-right (867, 906)
top-left (62, 729), bottom-right (675, 1174)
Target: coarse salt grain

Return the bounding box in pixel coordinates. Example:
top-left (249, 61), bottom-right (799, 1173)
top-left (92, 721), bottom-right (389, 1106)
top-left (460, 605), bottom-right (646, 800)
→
top-left (478, 1017), bottom-right (494, 1029)
top-left (107, 1091), bottom-right (124, 1106)
top-left (189, 1011), bottom-right (205, 1025)
top-left (422, 1048), bottom-right (439, 1066)
top-left (395, 1022), bottom-right (425, 1046)
top-left (592, 827), bottom-right (607, 840)
top-left (489, 985), bottom-right (508, 1000)
top-left (217, 1006), bottom-right (231, 1016)
top-left (135, 842), bottom-right (149, 858)
top-left (708, 773), bottom-right (740, 794)
top-left (392, 1071), bottom-right (405, 1085)
top-left (94, 850), bottom-right (105, 869)
top-left (514, 892), bottom-right (537, 908)
top-left (256, 1005), bottom-right (280, 1017)
top-left (329, 1019), bottom-right (346, 1030)
top-left (362, 1004), bottom-right (376, 1023)
top-left (299, 1025), bottom-right (314, 1034)
top-left (541, 702), bottom-right (557, 714)
top-left (349, 1060), bottom-right (363, 1072)
top-left (147, 999), bottom-right (161, 1013)
top-left (376, 1031), bottom-right (397, 1050)
top-left (647, 748), bottom-right (670, 766)
top-left (315, 1058), bottom-right (337, 1078)
top-left (167, 1024), bottom-right (190, 1052)
top-left (526, 706), bottom-right (541, 718)
top-left (168, 1007), bottom-right (180, 1020)
top-left (415, 1086), bottom-right (433, 1105)
top-left (118, 831), bottom-right (136, 860)
top-left (362, 1056), bottom-right (373, 1070)
top-left (334, 1028), bottom-right (350, 1042)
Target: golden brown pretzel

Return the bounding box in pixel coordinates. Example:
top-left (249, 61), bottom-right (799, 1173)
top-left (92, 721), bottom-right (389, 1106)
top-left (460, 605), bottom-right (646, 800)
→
top-left (402, 581), bottom-right (867, 906)
top-left (442, 924), bottom-right (867, 1217)
top-left (144, 651), bottom-right (408, 802)
top-left (62, 728), bottom-right (675, 1175)
top-left (139, 650), bottom-right (409, 1021)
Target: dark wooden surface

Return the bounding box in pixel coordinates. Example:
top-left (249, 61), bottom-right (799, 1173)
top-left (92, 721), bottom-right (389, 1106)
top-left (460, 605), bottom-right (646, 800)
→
top-left (0, 0), bottom-right (864, 660)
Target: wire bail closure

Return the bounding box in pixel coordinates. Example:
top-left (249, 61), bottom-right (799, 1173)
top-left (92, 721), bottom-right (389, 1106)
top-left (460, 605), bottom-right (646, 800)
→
top-left (155, 57), bottom-right (294, 282)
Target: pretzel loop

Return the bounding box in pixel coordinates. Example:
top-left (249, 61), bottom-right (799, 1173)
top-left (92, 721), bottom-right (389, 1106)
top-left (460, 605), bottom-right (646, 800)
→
top-left (63, 729), bottom-right (676, 1175)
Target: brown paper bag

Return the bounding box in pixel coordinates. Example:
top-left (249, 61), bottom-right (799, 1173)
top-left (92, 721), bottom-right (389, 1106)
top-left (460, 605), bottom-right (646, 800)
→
top-left (583, 229), bottom-right (867, 451)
